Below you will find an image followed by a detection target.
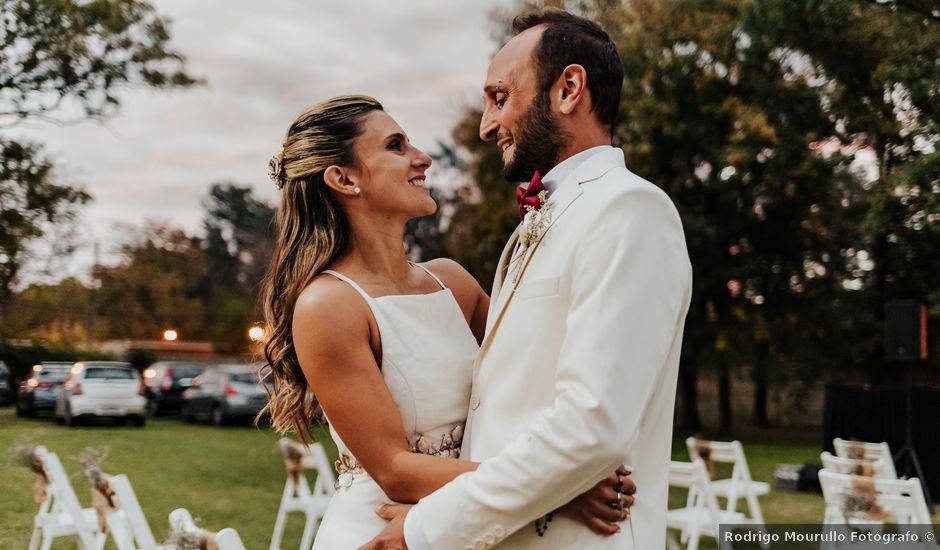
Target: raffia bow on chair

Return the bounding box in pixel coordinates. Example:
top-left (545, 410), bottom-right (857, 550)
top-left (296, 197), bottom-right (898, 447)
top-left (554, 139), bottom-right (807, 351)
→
top-left (11, 445), bottom-right (50, 503)
top-left (844, 440), bottom-right (866, 460)
top-left (279, 438), bottom-right (307, 484)
top-left (840, 475), bottom-right (895, 522)
top-left (164, 508), bottom-right (220, 550)
top-left (89, 472), bottom-right (118, 533)
top-left (696, 442), bottom-right (715, 479)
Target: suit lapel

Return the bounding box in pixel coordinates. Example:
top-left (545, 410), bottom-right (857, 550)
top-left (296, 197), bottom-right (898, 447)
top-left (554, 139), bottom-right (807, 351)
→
top-left (476, 147), bottom-right (628, 363)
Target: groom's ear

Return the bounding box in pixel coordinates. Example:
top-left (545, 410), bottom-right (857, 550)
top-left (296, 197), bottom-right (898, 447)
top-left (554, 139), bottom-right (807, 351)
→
top-left (323, 165), bottom-right (360, 196)
top-left (556, 64), bottom-right (589, 116)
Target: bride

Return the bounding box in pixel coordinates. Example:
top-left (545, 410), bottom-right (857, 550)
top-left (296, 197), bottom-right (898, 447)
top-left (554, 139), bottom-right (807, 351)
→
top-left (258, 95), bottom-right (632, 548)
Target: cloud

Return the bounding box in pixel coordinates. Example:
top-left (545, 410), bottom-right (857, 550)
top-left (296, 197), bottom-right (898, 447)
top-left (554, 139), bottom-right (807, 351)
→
top-left (13, 0), bottom-right (511, 279)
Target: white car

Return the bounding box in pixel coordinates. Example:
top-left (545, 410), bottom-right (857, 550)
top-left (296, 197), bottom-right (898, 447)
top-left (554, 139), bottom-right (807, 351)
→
top-left (55, 361), bottom-right (147, 427)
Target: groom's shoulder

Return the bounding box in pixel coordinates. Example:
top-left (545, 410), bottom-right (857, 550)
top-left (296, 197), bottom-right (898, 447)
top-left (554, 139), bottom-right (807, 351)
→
top-left (579, 168), bottom-right (681, 221)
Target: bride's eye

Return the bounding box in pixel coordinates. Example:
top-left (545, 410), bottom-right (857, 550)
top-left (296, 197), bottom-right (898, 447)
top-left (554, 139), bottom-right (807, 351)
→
top-left (388, 139), bottom-right (402, 151)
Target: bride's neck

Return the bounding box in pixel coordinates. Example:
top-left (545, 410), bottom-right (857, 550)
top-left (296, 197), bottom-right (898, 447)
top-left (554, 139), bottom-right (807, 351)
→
top-left (334, 218), bottom-right (412, 282)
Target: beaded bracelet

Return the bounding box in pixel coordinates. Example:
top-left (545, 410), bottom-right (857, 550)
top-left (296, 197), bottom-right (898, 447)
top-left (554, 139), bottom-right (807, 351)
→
top-left (534, 511), bottom-right (555, 536)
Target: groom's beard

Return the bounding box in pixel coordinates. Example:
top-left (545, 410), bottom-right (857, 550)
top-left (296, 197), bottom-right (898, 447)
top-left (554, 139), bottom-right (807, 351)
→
top-left (503, 91), bottom-right (568, 183)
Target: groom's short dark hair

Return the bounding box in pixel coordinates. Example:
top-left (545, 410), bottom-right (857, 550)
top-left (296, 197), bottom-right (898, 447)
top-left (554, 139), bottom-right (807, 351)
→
top-left (512, 8), bottom-right (624, 130)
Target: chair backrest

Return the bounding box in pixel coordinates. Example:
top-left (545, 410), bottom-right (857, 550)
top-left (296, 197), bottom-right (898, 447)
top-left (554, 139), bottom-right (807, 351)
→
top-left (818, 469), bottom-right (931, 524)
top-left (669, 459), bottom-right (723, 525)
top-left (686, 437), bottom-right (756, 484)
top-left (820, 451), bottom-right (894, 480)
top-left (36, 447), bottom-right (99, 548)
top-left (215, 528), bottom-right (247, 550)
top-left (108, 474), bottom-right (159, 550)
top-left (833, 438), bottom-right (898, 479)
top-left (302, 442), bottom-right (336, 497)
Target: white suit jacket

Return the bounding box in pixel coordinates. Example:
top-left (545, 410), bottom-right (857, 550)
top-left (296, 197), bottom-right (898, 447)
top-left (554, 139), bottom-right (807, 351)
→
top-left (414, 147), bottom-right (692, 549)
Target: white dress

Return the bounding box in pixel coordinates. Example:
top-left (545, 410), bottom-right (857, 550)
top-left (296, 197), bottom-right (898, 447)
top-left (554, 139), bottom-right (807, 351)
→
top-left (311, 264), bottom-right (479, 549)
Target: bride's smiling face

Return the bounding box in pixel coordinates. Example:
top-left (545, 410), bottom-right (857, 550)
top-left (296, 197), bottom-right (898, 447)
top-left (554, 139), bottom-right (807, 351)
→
top-left (347, 110), bottom-right (436, 218)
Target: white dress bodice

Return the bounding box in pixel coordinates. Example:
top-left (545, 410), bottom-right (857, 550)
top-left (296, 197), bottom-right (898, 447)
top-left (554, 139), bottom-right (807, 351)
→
top-left (312, 264), bottom-right (478, 549)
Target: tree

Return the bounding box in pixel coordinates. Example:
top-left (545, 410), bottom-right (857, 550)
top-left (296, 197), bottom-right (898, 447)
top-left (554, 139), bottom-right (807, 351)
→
top-left (0, 0), bottom-right (199, 331)
top-left (443, 0), bottom-right (876, 432)
top-left (0, 0), bottom-right (200, 126)
top-left (0, 139), bottom-right (89, 328)
top-left (94, 223), bottom-right (207, 341)
top-left (201, 183), bottom-right (275, 351)
top-left (744, 0), bottom-right (940, 380)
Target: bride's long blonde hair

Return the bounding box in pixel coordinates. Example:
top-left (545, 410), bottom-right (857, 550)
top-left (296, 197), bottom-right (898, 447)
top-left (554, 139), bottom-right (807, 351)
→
top-left (257, 95), bottom-right (383, 442)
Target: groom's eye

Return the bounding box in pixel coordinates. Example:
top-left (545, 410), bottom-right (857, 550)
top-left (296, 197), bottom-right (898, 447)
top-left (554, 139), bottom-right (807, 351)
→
top-left (495, 94), bottom-right (507, 108)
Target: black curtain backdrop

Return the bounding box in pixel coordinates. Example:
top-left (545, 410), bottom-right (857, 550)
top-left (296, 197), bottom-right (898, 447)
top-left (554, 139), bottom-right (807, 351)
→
top-left (823, 384), bottom-right (939, 499)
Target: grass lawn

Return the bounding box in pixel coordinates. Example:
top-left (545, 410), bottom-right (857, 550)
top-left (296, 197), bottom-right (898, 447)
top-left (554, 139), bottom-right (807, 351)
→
top-left (1, 408), bottom-right (935, 549)
top-left (0, 408), bottom-right (337, 549)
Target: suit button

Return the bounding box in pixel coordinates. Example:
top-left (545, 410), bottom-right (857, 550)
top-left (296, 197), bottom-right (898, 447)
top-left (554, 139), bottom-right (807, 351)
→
top-left (493, 525), bottom-right (505, 538)
top-left (473, 539), bottom-right (486, 549)
top-left (484, 533), bottom-right (496, 544)
top-left (470, 395), bottom-right (480, 410)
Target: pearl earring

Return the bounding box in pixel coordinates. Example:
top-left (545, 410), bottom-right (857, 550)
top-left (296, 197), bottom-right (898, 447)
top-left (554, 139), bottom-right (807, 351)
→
top-left (354, 187), bottom-right (361, 195)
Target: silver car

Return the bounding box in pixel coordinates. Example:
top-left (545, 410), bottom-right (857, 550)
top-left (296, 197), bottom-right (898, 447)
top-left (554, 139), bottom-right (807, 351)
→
top-left (180, 364), bottom-right (268, 426)
top-left (55, 362), bottom-right (147, 427)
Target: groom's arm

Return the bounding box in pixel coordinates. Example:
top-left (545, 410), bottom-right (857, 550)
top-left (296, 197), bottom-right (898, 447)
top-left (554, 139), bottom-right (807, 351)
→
top-left (410, 186), bottom-right (692, 550)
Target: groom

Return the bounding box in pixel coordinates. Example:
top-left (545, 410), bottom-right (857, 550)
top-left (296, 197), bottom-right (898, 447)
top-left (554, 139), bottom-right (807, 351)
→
top-left (364, 8), bottom-right (691, 550)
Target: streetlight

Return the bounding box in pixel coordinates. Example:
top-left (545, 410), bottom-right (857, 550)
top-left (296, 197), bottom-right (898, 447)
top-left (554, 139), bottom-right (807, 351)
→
top-left (248, 324), bottom-right (265, 342)
top-left (163, 329), bottom-right (178, 342)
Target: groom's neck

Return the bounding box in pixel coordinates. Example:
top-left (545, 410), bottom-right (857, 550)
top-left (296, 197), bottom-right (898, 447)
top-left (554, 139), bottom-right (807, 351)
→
top-left (553, 122), bottom-right (613, 169)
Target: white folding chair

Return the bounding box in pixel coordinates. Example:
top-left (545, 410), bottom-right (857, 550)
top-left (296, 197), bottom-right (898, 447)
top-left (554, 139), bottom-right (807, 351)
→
top-left (106, 478), bottom-right (246, 550)
top-left (270, 438), bottom-right (336, 550)
top-left (818, 469), bottom-right (935, 548)
top-left (216, 527), bottom-right (248, 550)
top-left (666, 459), bottom-right (753, 550)
top-left (686, 437), bottom-right (769, 523)
top-left (819, 469), bottom-right (931, 524)
top-left (28, 446), bottom-right (105, 550)
top-left (821, 451), bottom-right (895, 480)
top-left (105, 474), bottom-right (161, 550)
top-left (833, 438), bottom-right (899, 479)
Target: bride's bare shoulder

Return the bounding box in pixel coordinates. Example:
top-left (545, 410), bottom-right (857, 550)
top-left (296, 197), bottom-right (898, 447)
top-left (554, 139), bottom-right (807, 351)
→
top-left (293, 272), bottom-right (370, 330)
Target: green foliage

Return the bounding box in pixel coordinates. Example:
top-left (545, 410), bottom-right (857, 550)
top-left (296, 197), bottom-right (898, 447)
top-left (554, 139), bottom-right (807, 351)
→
top-left (3, 277), bottom-right (92, 344)
top-left (0, 0), bottom-right (199, 334)
top-left (441, 0), bottom-right (938, 431)
top-left (0, 341), bottom-right (110, 383)
top-left (125, 347), bottom-right (157, 372)
top-left (93, 223), bottom-right (209, 341)
top-left (201, 182), bottom-right (276, 352)
top-left (0, 0), bottom-right (201, 124)
top-left (0, 139), bottom-right (90, 326)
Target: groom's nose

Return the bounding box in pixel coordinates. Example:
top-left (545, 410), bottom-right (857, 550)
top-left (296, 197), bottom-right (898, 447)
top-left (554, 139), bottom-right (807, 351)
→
top-left (480, 109), bottom-right (498, 142)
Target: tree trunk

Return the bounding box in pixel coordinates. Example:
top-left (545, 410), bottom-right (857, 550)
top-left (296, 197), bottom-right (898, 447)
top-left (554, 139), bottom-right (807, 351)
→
top-left (718, 351), bottom-right (732, 435)
top-left (752, 341), bottom-right (771, 428)
top-left (678, 359), bottom-right (702, 433)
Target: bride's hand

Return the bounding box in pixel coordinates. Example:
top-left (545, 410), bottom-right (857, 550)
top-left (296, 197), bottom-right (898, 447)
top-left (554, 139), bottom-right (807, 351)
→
top-left (560, 465), bottom-right (635, 536)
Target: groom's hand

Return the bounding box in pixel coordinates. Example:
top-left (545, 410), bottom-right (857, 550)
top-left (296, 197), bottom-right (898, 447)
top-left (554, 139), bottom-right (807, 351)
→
top-left (358, 504), bottom-right (412, 550)
top-left (561, 465), bottom-right (636, 535)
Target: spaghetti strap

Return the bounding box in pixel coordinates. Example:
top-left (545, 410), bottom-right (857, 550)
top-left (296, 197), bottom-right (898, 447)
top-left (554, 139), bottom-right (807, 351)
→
top-left (410, 262), bottom-right (446, 290)
top-left (322, 270), bottom-right (374, 301)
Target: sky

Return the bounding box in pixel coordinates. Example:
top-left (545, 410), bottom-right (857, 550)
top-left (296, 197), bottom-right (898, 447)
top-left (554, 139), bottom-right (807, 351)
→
top-left (12, 0), bottom-right (513, 283)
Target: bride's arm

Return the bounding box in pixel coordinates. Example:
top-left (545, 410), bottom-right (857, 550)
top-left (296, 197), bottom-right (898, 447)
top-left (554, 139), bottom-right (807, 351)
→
top-left (292, 277), bottom-right (477, 504)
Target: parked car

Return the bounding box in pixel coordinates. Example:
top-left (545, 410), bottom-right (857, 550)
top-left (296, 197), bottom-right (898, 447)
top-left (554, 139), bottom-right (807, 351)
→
top-left (55, 362), bottom-right (146, 427)
top-left (16, 362), bottom-right (72, 417)
top-left (0, 361), bottom-right (12, 406)
top-left (181, 364), bottom-right (268, 426)
top-left (142, 361), bottom-right (204, 416)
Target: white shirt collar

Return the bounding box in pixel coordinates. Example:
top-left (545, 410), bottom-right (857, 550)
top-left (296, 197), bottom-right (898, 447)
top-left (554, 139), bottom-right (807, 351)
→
top-left (540, 145), bottom-right (612, 195)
